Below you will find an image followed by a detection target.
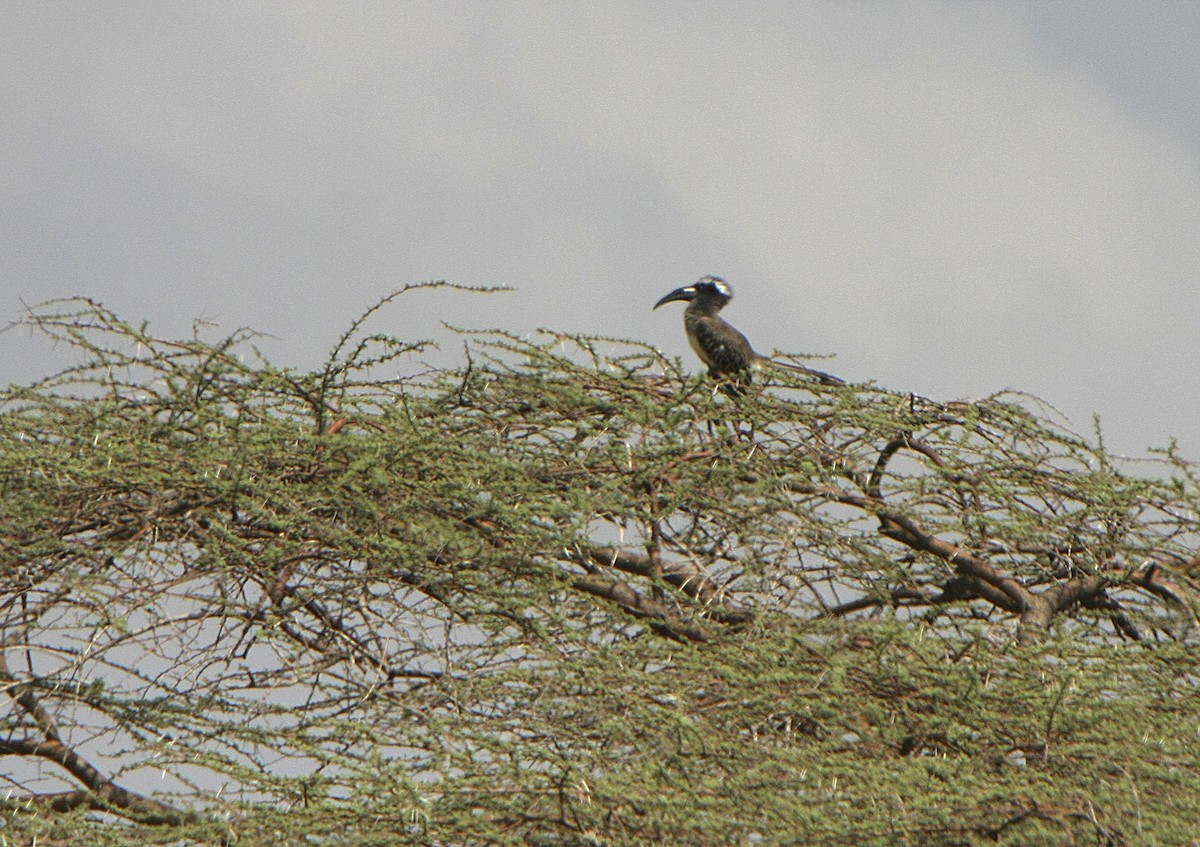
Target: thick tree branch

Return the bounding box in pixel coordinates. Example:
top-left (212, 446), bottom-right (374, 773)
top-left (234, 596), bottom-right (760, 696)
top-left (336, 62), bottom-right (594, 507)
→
top-left (570, 575), bottom-right (713, 642)
top-left (571, 545), bottom-right (755, 625)
top-left (0, 715), bottom-right (194, 825)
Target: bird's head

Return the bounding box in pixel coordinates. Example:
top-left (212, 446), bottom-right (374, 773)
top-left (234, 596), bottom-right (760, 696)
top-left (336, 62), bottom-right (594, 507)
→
top-left (652, 275), bottom-right (733, 310)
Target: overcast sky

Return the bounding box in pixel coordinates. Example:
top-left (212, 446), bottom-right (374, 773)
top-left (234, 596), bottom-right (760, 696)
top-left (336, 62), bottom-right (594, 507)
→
top-left (3, 3), bottom-right (1198, 458)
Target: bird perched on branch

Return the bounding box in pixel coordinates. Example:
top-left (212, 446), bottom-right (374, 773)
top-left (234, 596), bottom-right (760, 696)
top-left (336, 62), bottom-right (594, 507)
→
top-left (653, 275), bottom-right (844, 390)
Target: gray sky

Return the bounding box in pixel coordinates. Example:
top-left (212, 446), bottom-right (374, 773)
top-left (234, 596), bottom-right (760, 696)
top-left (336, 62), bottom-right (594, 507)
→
top-left (3, 3), bottom-right (1199, 458)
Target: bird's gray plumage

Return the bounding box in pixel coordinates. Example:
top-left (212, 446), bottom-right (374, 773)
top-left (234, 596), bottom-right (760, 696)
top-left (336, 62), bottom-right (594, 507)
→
top-left (653, 275), bottom-right (843, 388)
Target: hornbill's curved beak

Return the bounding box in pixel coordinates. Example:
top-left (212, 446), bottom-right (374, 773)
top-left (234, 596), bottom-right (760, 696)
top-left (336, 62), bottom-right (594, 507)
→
top-left (653, 285), bottom-right (697, 310)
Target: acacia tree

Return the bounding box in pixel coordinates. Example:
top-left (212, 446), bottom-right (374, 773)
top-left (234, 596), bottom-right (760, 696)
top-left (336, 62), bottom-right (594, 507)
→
top-left (2, 287), bottom-right (1199, 846)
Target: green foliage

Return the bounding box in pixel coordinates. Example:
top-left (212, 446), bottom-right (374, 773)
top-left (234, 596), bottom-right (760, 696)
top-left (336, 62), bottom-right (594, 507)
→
top-left (2, 290), bottom-right (1199, 846)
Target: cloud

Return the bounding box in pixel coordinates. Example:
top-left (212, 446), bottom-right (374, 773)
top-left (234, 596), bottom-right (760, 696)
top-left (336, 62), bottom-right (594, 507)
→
top-left (2, 3), bottom-right (1199, 452)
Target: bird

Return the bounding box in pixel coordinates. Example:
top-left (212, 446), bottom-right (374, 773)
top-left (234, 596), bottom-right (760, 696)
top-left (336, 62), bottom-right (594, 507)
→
top-left (653, 275), bottom-right (844, 390)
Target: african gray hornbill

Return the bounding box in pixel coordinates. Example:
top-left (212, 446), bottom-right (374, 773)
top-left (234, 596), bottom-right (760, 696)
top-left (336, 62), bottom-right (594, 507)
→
top-left (653, 275), bottom-right (844, 389)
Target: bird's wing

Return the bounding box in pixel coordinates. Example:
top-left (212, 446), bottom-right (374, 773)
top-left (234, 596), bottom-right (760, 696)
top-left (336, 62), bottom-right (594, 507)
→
top-left (687, 315), bottom-right (757, 376)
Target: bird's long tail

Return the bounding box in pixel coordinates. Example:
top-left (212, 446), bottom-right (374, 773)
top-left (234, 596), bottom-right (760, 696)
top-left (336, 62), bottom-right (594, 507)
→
top-left (764, 358), bottom-right (846, 386)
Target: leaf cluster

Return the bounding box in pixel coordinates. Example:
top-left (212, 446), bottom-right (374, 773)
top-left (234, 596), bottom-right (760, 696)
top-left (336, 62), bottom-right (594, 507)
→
top-left (2, 292), bottom-right (1199, 846)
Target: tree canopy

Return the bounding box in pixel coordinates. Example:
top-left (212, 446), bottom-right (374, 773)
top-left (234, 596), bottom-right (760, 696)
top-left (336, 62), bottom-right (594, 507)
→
top-left (2, 286), bottom-right (1199, 846)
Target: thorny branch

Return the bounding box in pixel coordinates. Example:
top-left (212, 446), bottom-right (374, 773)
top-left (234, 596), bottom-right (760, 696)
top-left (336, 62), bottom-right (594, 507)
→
top-left (2, 296), bottom-right (1198, 831)
top-left (0, 647), bottom-right (195, 824)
